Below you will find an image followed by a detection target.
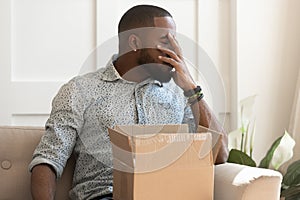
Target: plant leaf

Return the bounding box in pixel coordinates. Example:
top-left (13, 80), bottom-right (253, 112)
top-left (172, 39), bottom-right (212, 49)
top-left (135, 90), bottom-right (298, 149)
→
top-left (228, 129), bottom-right (242, 150)
top-left (283, 160), bottom-right (300, 187)
top-left (270, 131), bottom-right (295, 170)
top-left (281, 185), bottom-right (300, 199)
top-left (243, 122), bottom-right (250, 154)
top-left (240, 95), bottom-right (257, 124)
top-left (259, 131), bottom-right (295, 170)
top-left (250, 121), bottom-right (256, 158)
top-left (286, 196), bottom-right (300, 200)
top-left (239, 95), bottom-right (257, 128)
top-left (259, 135), bottom-right (282, 168)
top-left (227, 149), bottom-right (256, 167)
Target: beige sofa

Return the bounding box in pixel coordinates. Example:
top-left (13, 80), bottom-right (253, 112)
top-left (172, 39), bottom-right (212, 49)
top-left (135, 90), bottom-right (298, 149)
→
top-left (0, 126), bottom-right (283, 200)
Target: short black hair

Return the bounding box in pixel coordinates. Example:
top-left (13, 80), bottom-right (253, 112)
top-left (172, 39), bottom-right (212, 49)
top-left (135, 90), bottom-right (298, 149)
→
top-left (118, 5), bottom-right (172, 33)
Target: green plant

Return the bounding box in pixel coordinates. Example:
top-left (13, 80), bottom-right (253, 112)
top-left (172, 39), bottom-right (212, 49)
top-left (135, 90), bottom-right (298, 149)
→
top-left (281, 160), bottom-right (300, 200)
top-left (227, 96), bottom-right (300, 199)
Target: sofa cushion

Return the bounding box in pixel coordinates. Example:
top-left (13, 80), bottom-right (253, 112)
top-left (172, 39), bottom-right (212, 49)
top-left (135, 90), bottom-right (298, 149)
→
top-left (0, 126), bottom-right (75, 200)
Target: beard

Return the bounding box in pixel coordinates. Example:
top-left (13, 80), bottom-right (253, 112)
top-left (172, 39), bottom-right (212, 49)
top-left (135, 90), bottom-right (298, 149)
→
top-left (137, 49), bottom-right (173, 83)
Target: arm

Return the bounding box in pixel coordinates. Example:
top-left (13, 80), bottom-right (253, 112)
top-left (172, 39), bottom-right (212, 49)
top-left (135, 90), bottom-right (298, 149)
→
top-left (190, 98), bottom-right (228, 164)
top-left (29, 79), bottom-right (84, 199)
top-left (157, 33), bottom-right (228, 164)
top-left (31, 164), bottom-right (56, 200)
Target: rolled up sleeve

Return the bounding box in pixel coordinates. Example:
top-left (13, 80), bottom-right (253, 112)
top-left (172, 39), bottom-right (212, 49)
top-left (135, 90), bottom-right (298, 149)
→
top-left (29, 78), bottom-right (86, 178)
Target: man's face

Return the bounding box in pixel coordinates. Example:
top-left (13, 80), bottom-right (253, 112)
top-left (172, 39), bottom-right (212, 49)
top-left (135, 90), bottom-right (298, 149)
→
top-left (137, 16), bottom-right (176, 83)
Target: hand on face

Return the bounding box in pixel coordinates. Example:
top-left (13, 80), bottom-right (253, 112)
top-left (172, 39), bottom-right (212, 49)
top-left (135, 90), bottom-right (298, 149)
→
top-left (157, 33), bottom-right (197, 91)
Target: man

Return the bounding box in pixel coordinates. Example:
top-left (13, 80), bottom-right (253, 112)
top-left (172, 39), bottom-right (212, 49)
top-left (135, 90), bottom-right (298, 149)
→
top-left (30, 5), bottom-right (228, 200)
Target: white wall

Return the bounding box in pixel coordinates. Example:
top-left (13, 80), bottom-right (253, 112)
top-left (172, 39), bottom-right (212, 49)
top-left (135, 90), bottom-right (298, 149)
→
top-left (12, 0), bottom-right (96, 82)
top-left (0, 0), bottom-right (96, 126)
top-left (235, 0), bottom-right (300, 161)
top-left (0, 0), bottom-right (12, 125)
top-left (198, 0), bottom-right (231, 131)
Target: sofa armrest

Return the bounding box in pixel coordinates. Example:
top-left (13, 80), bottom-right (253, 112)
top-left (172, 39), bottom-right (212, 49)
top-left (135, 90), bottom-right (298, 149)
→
top-left (214, 163), bottom-right (282, 200)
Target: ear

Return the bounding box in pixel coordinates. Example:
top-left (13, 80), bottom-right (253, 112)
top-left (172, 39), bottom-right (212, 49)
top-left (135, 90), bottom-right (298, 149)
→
top-left (128, 34), bottom-right (141, 52)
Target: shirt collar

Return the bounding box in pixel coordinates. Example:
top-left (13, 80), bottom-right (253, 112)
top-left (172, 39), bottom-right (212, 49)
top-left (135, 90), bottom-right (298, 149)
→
top-left (99, 54), bottom-right (122, 82)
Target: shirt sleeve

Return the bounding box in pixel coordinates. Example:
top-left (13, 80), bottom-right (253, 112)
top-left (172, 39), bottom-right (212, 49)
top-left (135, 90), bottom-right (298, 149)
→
top-left (29, 78), bottom-right (86, 178)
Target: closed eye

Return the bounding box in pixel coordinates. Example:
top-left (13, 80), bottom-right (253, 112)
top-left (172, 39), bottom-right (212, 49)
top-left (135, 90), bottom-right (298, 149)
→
top-left (160, 36), bottom-right (169, 45)
top-left (160, 41), bottom-right (169, 45)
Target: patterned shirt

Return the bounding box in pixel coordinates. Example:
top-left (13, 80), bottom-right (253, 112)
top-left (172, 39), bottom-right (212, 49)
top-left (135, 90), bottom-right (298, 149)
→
top-left (29, 55), bottom-right (194, 200)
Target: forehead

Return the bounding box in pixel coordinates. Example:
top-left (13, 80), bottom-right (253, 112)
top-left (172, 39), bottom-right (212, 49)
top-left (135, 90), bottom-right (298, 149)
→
top-left (153, 16), bottom-right (176, 33)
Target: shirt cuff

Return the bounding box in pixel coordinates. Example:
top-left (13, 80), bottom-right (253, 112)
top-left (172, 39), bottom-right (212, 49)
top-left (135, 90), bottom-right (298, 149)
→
top-left (28, 157), bottom-right (64, 179)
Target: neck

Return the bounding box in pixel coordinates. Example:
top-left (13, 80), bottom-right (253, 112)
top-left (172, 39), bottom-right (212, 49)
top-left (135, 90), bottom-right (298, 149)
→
top-left (114, 52), bottom-right (150, 82)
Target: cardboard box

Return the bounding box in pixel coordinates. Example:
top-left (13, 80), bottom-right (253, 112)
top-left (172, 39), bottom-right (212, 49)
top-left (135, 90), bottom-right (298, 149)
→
top-left (108, 124), bottom-right (215, 200)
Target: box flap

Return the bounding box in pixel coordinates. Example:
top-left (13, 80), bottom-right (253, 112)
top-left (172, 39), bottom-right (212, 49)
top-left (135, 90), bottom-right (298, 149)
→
top-left (108, 127), bottom-right (134, 172)
top-left (109, 125), bottom-right (213, 173)
top-left (114, 124), bottom-right (189, 136)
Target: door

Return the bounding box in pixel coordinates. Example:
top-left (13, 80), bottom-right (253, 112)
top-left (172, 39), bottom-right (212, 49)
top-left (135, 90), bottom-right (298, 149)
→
top-left (0, 0), bottom-right (96, 126)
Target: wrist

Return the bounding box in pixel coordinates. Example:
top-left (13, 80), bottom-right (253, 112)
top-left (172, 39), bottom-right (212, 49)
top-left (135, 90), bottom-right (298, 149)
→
top-left (183, 85), bottom-right (201, 97)
top-left (184, 85), bottom-right (204, 106)
top-left (182, 83), bottom-right (197, 92)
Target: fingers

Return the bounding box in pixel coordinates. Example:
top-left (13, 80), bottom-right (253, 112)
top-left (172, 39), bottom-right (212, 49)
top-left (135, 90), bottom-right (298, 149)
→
top-left (157, 32), bottom-right (182, 60)
top-left (158, 55), bottom-right (178, 67)
top-left (167, 33), bottom-right (182, 57)
top-left (157, 46), bottom-right (181, 72)
top-left (157, 33), bottom-right (184, 72)
top-left (157, 45), bottom-right (180, 61)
